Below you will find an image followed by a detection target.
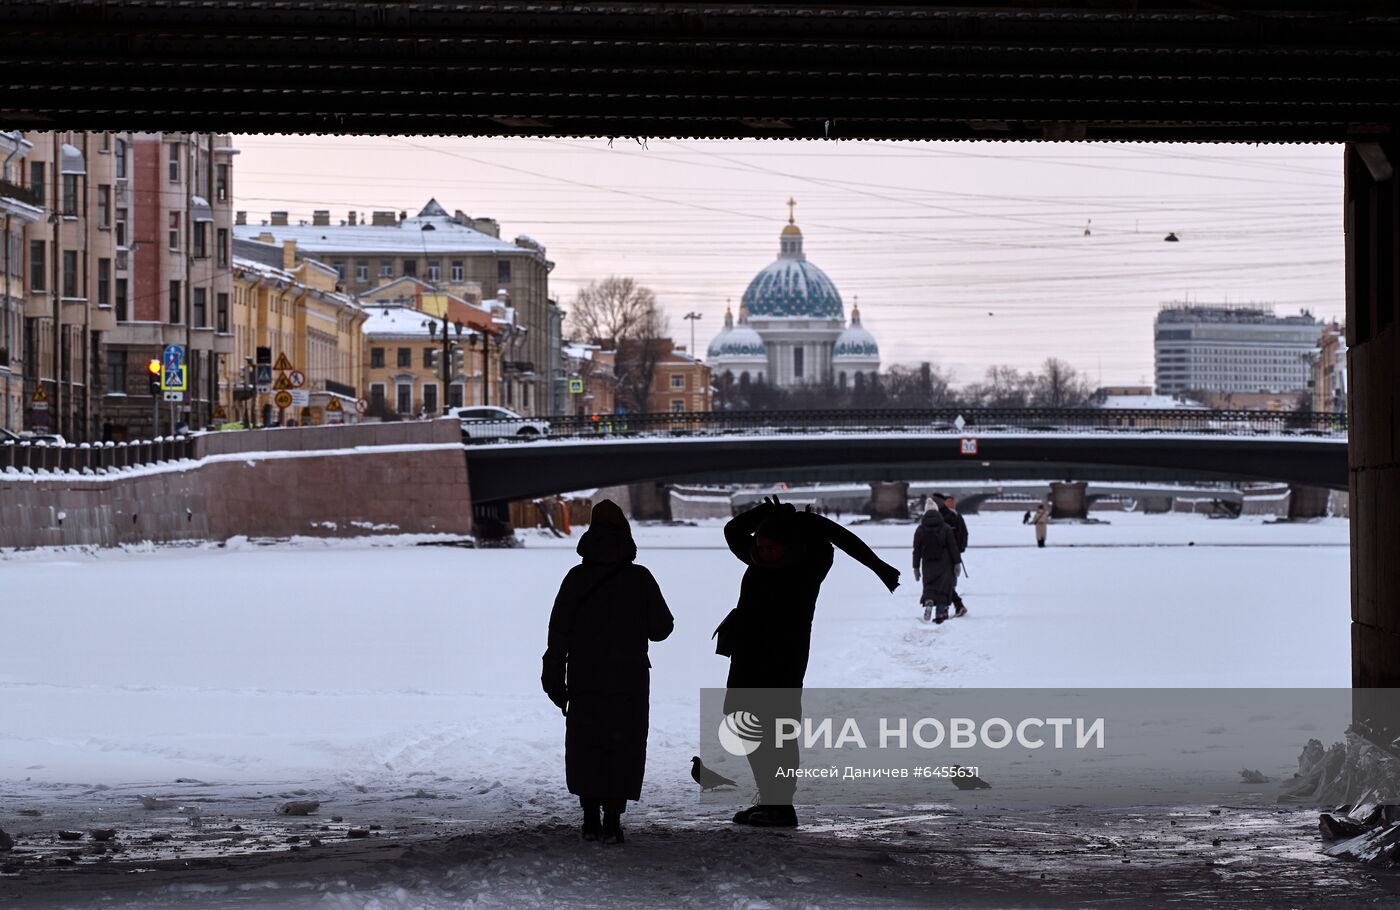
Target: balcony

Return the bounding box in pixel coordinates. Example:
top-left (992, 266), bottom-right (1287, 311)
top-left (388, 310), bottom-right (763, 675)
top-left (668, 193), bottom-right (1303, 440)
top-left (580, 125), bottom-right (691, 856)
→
top-left (0, 179), bottom-right (40, 208)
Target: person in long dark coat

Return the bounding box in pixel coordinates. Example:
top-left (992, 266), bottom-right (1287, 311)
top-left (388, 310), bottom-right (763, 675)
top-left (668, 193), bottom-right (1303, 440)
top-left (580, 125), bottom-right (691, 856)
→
top-left (717, 496), bottom-right (900, 828)
top-left (913, 508), bottom-right (961, 623)
top-left (932, 493), bottom-right (969, 617)
top-left (542, 499), bottom-right (674, 844)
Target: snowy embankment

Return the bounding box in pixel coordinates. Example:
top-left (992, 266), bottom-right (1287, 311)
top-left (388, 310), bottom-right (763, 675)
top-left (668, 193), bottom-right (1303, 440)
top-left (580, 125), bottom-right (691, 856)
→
top-left (0, 513), bottom-right (1355, 907)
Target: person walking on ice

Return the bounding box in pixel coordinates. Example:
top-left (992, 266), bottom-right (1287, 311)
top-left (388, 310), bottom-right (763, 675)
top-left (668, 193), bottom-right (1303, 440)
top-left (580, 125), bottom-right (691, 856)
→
top-left (913, 507), bottom-right (961, 623)
top-left (1024, 501), bottom-right (1049, 548)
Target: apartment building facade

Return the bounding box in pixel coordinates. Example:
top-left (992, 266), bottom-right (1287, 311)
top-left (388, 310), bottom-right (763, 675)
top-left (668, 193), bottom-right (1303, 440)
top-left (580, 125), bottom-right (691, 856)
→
top-left (1153, 304), bottom-right (1321, 396)
top-left (234, 198), bottom-right (561, 416)
top-left (0, 132), bottom-right (44, 434)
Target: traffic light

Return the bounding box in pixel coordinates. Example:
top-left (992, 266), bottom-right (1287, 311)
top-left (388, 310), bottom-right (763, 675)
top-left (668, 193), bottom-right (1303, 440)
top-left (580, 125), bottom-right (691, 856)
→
top-left (451, 345), bottom-right (465, 371)
top-left (426, 349), bottom-right (440, 369)
top-left (146, 359), bottom-right (161, 396)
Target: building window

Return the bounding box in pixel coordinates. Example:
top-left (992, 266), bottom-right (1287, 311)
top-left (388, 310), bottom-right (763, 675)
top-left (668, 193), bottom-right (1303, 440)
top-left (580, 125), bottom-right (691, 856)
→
top-left (169, 280), bottom-right (181, 323)
top-left (115, 139), bottom-right (126, 178)
top-left (216, 292), bottom-right (229, 332)
top-left (168, 142), bottom-right (180, 182)
top-left (396, 383), bottom-right (412, 414)
top-left (168, 212), bottom-right (180, 250)
top-left (427, 260), bottom-right (441, 282)
top-left (670, 373), bottom-right (685, 390)
top-left (370, 347), bottom-right (385, 368)
top-left (106, 348), bottom-right (126, 395)
top-left (215, 163), bottom-right (229, 202)
top-left (115, 208), bottom-right (128, 247)
top-left (423, 383), bottom-right (438, 415)
top-left (450, 261), bottom-right (464, 282)
top-left (370, 383), bottom-right (386, 411)
top-left (448, 383), bottom-right (464, 408)
top-left (62, 250), bottom-right (78, 298)
top-left (97, 258), bottom-right (110, 307)
top-left (397, 347), bottom-right (411, 368)
top-left (379, 260), bottom-right (393, 278)
top-left (422, 347), bottom-right (435, 369)
top-left (29, 241), bottom-right (44, 291)
top-left (793, 346), bottom-right (804, 379)
top-left (99, 132), bottom-right (110, 152)
top-left (402, 259), bottom-right (417, 278)
top-left (333, 261), bottom-right (346, 280)
top-left (61, 174), bottom-right (78, 216)
top-left (216, 228), bottom-right (229, 267)
top-left (193, 287), bottom-right (207, 326)
top-left (355, 261), bottom-right (368, 282)
top-left (497, 259), bottom-right (511, 284)
top-left (29, 161), bottom-right (44, 206)
top-left (115, 278), bottom-right (128, 321)
top-left (193, 222), bottom-right (208, 258)
top-left (97, 184), bottom-right (111, 228)
top-left (670, 399), bottom-right (684, 413)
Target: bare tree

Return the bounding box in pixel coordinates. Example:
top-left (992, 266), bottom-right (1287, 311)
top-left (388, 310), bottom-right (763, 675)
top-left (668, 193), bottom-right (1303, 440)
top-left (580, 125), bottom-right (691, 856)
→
top-left (567, 276), bottom-right (667, 346)
top-left (1032, 357), bottom-right (1092, 407)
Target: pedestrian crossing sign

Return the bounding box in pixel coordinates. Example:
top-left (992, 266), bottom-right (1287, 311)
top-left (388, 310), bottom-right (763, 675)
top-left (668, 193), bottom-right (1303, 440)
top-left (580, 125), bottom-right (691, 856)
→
top-left (161, 364), bottom-right (187, 393)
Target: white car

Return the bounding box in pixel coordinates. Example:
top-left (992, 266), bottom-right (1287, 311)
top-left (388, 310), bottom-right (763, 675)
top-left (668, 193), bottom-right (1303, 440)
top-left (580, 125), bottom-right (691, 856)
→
top-left (450, 406), bottom-right (550, 440)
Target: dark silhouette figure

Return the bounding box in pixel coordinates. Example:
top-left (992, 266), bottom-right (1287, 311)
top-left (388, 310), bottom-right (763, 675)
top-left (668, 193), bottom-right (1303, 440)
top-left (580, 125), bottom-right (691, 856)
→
top-left (951, 766), bottom-right (992, 790)
top-left (932, 493), bottom-right (969, 617)
top-left (691, 756), bottom-right (738, 791)
top-left (913, 509), bottom-right (960, 623)
top-left (542, 500), bottom-right (674, 844)
top-left (717, 496), bottom-right (900, 827)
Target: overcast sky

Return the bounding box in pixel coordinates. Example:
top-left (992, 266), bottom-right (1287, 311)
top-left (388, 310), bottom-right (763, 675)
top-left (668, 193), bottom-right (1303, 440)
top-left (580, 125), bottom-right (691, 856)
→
top-left (232, 136), bottom-right (1344, 388)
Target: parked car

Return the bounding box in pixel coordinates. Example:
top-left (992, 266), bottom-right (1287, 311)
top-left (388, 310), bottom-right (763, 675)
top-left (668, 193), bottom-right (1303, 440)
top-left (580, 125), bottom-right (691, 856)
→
top-left (450, 406), bottom-right (550, 440)
top-left (1, 428), bottom-right (66, 445)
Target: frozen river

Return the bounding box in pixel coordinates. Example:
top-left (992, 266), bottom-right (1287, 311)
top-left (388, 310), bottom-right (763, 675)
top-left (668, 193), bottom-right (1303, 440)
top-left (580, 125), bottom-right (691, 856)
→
top-left (0, 512), bottom-right (1363, 908)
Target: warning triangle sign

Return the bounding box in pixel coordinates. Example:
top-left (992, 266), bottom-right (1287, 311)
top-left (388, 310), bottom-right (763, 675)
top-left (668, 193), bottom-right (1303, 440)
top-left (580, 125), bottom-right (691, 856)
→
top-left (326, 398), bottom-right (344, 412)
top-left (31, 386), bottom-right (49, 404)
top-left (272, 371), bottom-right (293, 391)
top-left (272, 352), bottom-right (295, 372)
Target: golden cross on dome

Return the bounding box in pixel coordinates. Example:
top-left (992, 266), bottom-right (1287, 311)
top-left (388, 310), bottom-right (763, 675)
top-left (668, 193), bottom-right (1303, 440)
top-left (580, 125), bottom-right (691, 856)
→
top-left (787, 197), bottom-right (796, 224)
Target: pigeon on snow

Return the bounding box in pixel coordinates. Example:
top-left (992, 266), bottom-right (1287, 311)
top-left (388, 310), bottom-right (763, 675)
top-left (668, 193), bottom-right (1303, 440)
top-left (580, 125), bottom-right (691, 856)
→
top-left (691, 756), bottom-right (738, 791)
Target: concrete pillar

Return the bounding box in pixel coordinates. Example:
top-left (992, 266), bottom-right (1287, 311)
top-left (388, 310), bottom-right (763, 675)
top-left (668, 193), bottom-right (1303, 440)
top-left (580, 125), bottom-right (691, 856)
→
top-left (869, 481), bottom-right (909, 520)
top-left (1287, 485), bottom-right (1332, 520)
top-left (627, 481), bottom-right (672, 522)
top-left (1345, 140), bottom-right (1400, 687)
top-left (1049, 481), bottom-right (1088, 519)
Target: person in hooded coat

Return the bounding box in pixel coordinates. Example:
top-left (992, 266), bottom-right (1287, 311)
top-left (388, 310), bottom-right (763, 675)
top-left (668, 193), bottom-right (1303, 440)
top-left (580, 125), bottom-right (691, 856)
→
top-left (717, 496), bottom-right (901, 828)
top-left (542, 500), bottom-right (674, 844)
top-left (913, 508), bottom-right (961, 623)
top-left (932, 493), bottom-right (969, 617)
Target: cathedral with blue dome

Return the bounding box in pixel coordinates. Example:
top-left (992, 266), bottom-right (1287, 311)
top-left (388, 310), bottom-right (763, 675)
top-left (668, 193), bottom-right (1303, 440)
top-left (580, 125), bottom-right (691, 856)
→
top-left (708, 201), bottom-right (880, 388)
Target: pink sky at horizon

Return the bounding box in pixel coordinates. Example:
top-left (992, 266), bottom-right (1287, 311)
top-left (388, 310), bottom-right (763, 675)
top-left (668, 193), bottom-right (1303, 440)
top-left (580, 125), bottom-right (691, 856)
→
top-left (232, 136), bottom-right (1345, 388)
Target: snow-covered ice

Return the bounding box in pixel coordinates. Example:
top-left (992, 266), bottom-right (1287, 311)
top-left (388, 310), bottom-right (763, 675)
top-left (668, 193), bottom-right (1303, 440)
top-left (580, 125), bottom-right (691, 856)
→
top-left (0, 513), bottom-right (1360, 907)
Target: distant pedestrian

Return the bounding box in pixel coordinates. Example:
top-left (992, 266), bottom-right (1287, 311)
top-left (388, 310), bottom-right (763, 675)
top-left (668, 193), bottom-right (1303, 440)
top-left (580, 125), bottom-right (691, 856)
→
top-left (542, 500), bottom-right (674, 845)
top-left (1024, 502), bottom-right (1049, 548)
top-left (932, 493), bottom-right (969, 617)
top-left (913, 508), bottom-right (961, 623)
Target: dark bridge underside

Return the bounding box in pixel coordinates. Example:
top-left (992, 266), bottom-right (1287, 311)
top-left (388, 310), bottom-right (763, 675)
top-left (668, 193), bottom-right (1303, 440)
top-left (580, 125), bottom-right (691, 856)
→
top-left (3, 1), bottom-right (1398, 142)
top-left (466, 435), bottom-right (1347, 503)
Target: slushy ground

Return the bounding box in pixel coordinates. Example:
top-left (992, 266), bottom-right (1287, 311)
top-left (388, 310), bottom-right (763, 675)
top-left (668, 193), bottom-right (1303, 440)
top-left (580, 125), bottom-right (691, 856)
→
top-left (4, 513), bottom-right (1390, 908)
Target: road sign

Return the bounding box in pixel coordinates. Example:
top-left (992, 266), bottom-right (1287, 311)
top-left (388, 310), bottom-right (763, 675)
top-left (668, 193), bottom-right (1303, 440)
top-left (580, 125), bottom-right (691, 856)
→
top-left (163, 344), bottom-right (185, 372)
top-left (161, 364), bottom-right (187, 393)
top-left (290, 389), bottom-right (310, 407)
top-left (355, 398), bottom-right (368, 414)
top-left (289, 370), bottom-right (306, 389)
top-left (255, 364), bottom-right (273, 392)
top-left (31, 386), bottom-right (49, 408)
top-left (274, 390), bottom-right (293, 410)
top-left (959, 437), bottom-right (979, 456)
top-left (256, 346), bottom-right (272, 366)
top-left (272, 352), bottom-right (294, 372)
top-left (326, 398), bottom-right (344, 412)
top-left (212, 405), bottom-right (229, 421)
top-left (569, 377), bottom-right (584, 394)
top-left (164, 391), bottom-right (183, 402)
top-left (272, 371), bottom-right (293, 391)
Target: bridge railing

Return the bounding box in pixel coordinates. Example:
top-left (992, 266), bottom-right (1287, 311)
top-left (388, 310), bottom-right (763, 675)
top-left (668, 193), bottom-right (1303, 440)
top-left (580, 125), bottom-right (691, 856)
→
top-left (0, 436), bottom-right (198, 475)
top-left (463, 408), bottom-right (1348, 444)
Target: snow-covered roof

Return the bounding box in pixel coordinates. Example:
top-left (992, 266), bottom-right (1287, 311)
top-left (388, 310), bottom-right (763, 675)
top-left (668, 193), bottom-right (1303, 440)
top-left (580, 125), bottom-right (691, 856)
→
top-left (363, 304), bottom-right (484, 339)
top-left (233, 205), bottom-right (538, 257)
top-left (1095, 394), bottom-right (1208, 410)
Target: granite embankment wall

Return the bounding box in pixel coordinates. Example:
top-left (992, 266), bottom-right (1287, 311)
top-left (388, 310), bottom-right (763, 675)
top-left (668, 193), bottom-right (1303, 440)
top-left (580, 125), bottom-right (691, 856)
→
top-left (0, 422), bottom-right (471, 549)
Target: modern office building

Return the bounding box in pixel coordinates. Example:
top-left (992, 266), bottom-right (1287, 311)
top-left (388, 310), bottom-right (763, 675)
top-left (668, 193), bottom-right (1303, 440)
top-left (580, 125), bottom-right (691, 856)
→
top-left (1153, 304), bottom-right (1321, 396)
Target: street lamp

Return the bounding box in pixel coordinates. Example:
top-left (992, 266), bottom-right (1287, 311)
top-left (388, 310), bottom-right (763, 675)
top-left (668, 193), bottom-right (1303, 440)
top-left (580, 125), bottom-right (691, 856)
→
top-left (423, 314), bottom-right (464, 416)
top-left (683, 311), bottom-right (702, 357)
